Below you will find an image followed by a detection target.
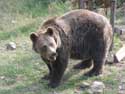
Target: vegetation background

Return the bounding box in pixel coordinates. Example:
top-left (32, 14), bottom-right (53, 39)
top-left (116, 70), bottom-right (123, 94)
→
top-left (0, 0), bottom-right (125, 94)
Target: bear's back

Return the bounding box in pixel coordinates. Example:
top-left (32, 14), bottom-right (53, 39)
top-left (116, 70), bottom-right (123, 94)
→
top-left (56, 9), bottom-right (111, 31)
top-left (55, 9), bottom-right (113, 59)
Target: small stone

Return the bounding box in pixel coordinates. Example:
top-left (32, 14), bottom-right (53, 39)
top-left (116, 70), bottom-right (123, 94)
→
top-left (118, 80), bottom-right (125, 94)
top-left (6, 42), bottom-right (16, 50)
top-left (106, 51), bottom-right (114, 64)
top-left (0, 76), bottom-right (5, 80)
top-left (50, 91), bottom-right (60, 94)
top-left (74, 88), bottom-right (81, 94)
top-left (11, 20), bottom-right (17, 24)
top-left (80, 82), bottom-right (90, 89)
top-left (90, 81), bottom-right (105, 94)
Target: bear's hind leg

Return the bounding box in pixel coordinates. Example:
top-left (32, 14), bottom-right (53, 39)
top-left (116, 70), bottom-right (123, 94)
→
top-left (73, 59), bottom-right (92, 69)
top-left (84, 38), bottom-right (109, 77)
top-left (85, 54), bottom-right (106, 77)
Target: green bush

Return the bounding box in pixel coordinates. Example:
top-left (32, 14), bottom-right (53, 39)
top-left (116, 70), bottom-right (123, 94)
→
top-left (117, 0), bottom-right (125, 7)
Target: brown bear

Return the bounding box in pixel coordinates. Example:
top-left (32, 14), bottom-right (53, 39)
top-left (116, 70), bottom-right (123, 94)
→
top-left (30, 9), bottom-right (113, 88)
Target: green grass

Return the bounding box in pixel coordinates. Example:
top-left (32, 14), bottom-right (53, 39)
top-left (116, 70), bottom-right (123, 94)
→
top-left (0, 0), bottom-right (125, 94)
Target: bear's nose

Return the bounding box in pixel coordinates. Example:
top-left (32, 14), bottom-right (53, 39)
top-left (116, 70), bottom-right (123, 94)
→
top-left (52, 52), bottom-right (57, 57)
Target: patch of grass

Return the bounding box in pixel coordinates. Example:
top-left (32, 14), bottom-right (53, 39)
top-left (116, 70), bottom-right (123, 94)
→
top-left (0, 17), bottom-right (42, 40)
top-left (48, 1), bottom-right (71, 16)
top-left (0, 0), bottom-right (49, 17)
top-left (113, 34), bottom-right (122, 51)
top-left (115, 7), bottom-right (125, 25)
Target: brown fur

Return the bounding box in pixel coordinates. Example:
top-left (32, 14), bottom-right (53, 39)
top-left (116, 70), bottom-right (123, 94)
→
top-left (30, 9), bottom-right (113, 88)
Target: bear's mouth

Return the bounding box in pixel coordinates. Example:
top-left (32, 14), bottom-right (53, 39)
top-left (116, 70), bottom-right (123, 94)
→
top-left (49, 55), bottom-right (57, 61)
top-left (41, 55), bottom-right (57, 62)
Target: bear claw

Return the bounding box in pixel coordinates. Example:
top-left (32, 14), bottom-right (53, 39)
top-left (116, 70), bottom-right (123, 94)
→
top-left (48, 82), bottom-right (60, 88)
top-left (84, 71), bottom-right (102, 77)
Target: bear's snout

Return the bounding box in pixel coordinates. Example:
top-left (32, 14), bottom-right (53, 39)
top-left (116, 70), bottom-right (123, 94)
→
top-left (49, 52), bottom-right (57, 61)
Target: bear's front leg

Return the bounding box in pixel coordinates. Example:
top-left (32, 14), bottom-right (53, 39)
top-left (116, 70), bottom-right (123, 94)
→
top-left (42, 63), bottom-right (52, 80)
top-left (41, 57), bottom-right (53, 80)
top-left (48, 52), bottom-right (68, 88)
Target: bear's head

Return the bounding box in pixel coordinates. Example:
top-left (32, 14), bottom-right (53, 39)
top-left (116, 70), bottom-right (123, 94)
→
top-left (30, 27), bottom-right (61, 62)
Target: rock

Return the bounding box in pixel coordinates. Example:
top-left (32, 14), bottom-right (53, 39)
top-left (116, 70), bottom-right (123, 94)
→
top-left (74, 88), bottom-right (81, 94)
top-left (80, 82), bottom-right (90, 89)
top-left (0, 76), bottom-right (5, 80)
top-left (118, 80), bottom-right (125, 94)
top-left (106, 51), bottom-right (114, 64)
top-left (49, 91), bottom-right (60, 94)
top-left (90, 81), bottom-right (105, 94)
top-left (114, 45), bottom-right (125, 63)
top-left (11, 20), bottom-right (17, 24)
top-left (6, 42), bottom-right (16, 50)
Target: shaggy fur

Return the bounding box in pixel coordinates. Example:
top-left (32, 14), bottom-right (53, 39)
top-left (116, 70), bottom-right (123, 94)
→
top-left (30, 9), bottom-right (113, 88)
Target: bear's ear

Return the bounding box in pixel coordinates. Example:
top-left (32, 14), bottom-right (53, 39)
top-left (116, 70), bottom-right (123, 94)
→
top-left (46, 28), bottom-right (54, 36)
top-left (30, 33), bottom-right (38, 42)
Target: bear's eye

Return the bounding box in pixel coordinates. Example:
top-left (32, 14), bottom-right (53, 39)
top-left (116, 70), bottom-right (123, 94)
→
top-left (41, 45), bottom-right (47, 52)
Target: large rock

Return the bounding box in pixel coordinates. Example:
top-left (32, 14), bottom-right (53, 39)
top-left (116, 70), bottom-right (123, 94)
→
top-left (90, 81), bottom-right (105, 94)
top-left (6, 42), bottom-right (16, 50)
